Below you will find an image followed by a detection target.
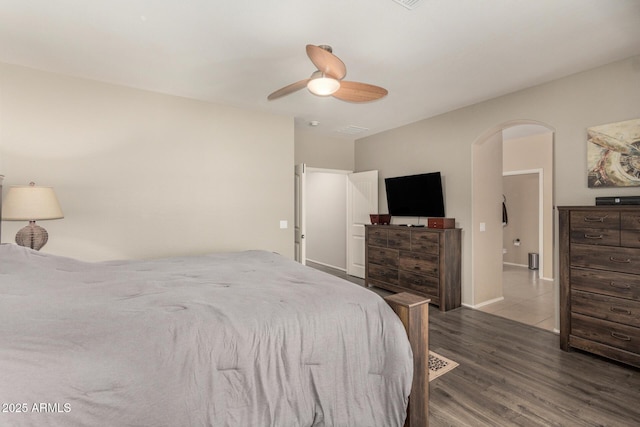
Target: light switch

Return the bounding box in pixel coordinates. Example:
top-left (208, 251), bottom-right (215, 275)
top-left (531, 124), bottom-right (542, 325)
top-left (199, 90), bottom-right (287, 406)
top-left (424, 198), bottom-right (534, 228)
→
top-left (479, 222), bottom-right (486, 232)
top-left (280, 220), bottom-right (288, 229)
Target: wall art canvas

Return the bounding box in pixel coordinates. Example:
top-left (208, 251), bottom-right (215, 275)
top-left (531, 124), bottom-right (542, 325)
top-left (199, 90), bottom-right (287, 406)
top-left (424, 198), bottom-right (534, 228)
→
top-left (587, 118), bottom-right (640, 188)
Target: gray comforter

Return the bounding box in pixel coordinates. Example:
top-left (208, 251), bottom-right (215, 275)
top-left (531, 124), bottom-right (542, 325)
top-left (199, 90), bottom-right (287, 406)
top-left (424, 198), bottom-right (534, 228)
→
top-left (0, 245), bottom-right (412, 426)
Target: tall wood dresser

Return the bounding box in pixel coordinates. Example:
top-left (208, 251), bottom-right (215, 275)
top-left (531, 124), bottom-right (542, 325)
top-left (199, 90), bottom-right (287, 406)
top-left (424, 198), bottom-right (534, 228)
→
top-left (558, 205), bottom-right (640, 368)
top-left (365, 224), bottom-right (461, 311)
top-left (0, 175), bottom-right (3, 242)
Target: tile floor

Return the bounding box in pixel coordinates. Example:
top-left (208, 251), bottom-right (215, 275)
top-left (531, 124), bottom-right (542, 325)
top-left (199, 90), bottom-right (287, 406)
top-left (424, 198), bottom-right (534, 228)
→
top-left (477, 264), bottom-right (556, 332)
top-left (306, 261), bottom-right (557, 333)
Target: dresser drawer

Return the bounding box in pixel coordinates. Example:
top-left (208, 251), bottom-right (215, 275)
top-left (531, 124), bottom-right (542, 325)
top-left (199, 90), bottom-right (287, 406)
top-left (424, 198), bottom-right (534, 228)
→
top-left (621, 230), bottom-right (640, 248)
top-left (570, 244), bottom-right (640, 275)
top-left (388, 229), bottom-right (411, 250)
top-left (410, 229), bottom-right (439, 254)
top-left (621, 212), bottom-right (640, 231)
top-left (366, 227), bottom-right (388, 247)
top-left (570, 210), bottom-right (620, 230)
top-left (398, 251), bottom-right (439, 276)
top-left (571, 268), bottom-right (640, 301)
top-left (571, 312), bottom-right (640, 354)
top-left (399, 270), bottom-right (439, 295)
top-left (571, 290), bottom-right (640, 327)
top-left (368, 263), bottom-right (398, 285)
top-left (367, 246), bottom-right (398, 268)
top-left (570, 228), bottom-right (620, 246)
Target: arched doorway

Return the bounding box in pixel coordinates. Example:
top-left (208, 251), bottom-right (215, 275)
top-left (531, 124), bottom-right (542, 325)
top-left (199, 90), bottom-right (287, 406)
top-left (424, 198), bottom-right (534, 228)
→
top-left (471, 120), bottom-right (556, 330)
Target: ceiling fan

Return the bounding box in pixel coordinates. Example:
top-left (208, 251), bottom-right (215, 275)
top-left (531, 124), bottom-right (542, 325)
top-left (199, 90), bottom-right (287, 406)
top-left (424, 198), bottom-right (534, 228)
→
top-left (267, 45), bottom-right (388, 103)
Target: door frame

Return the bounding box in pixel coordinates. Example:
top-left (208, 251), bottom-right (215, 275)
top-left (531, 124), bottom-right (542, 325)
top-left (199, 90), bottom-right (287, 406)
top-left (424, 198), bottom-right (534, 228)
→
top-left (295, 165), bottom-right (378, 279)
top-left (294, 164), bottom-right (306, 264)
top-left (296, 165), bottom-right (352, 267)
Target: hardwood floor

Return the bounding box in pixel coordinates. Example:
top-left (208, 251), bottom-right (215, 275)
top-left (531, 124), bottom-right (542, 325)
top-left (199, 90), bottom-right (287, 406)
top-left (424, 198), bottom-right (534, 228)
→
top-left (428, 307), bottom-right (639, 426)
top-left (306, 261), bottom-right (640, 426)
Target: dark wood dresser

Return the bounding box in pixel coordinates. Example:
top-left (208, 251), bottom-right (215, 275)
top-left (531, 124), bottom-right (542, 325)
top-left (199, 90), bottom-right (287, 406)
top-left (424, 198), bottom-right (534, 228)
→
top-left (558, 205), bottom-right (640, 368)
top-left (0, 175), bottom-right (3, 242)
top-left (365, 224), bottom-right (461, 311)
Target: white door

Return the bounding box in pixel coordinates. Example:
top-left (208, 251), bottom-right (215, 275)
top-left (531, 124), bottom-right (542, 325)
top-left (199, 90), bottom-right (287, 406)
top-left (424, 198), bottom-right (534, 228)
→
top-left (346, 170), bottom-right (378, 278)
top-left (294, 163), bottom-right (306, 264)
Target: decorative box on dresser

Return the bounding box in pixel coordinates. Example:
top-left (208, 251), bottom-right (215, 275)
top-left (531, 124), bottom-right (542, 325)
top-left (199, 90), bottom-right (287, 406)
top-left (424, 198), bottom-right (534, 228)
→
top-left (558, 206), bottom-right (640, 368)
top-left (365, 224), bottom-right (462, 311)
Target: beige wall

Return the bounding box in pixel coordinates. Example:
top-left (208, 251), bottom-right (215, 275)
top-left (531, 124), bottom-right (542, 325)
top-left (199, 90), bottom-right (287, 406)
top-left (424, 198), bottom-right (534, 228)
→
top-left (355, 55), bottom-right (640, 307)
top-left (472, 133), bottom-right (504, 304)
top-left (503, 132), bottom-right (554, 278)
top-left (306, 171), bottom-right (347, 269)
top-left (295, 129), bottom-right (355, 171)
top-left (0, 63), bottom-right (294, 261)
top-left (503, 174), bottom-right (539, 266)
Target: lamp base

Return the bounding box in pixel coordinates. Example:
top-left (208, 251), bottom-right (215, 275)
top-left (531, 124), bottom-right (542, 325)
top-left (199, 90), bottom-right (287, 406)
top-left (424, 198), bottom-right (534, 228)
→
top-left (15, 221), bottom-right (49, 251)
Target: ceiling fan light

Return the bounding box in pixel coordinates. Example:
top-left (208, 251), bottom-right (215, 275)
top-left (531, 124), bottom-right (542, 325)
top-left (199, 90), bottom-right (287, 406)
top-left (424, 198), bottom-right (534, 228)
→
top-left (307, 76), bottom-right (340, 96)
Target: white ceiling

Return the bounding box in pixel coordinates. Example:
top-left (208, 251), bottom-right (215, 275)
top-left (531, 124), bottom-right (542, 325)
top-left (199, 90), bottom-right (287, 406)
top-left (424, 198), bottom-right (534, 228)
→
top-left (1, 0), bottom-right (639, 139)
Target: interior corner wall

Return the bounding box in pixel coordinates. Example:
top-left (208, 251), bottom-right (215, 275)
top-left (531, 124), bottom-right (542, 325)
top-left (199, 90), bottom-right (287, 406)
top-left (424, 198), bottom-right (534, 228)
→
top-left (354, 55), bottom-right (640, 307)
top-left (295, 129), bottom-right (355, 171)
top-left (0, 62), bottom-right (294, 261)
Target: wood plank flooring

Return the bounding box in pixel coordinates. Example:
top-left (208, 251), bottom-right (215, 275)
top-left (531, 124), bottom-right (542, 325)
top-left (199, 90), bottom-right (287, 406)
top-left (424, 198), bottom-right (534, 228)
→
top-left (306, 261), bottom-right (640, 426)
top-left (429, 306), bottom-right (639, 426)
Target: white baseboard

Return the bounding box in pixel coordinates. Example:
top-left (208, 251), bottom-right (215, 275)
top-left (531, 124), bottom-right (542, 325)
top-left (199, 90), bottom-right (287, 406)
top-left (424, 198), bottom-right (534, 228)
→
top-left (464, 296), bottom-right (505, 309)
top-left (504, 262), bottom-right (555, 282)
top-left (305, 258), bottom-right (346, 272)
top-left (503, 262), bottom-right (528, 268)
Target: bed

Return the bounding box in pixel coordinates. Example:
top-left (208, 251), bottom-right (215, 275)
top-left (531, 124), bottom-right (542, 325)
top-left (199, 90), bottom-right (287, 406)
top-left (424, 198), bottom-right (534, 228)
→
top-left (0, 245), bottom-right (416, 426)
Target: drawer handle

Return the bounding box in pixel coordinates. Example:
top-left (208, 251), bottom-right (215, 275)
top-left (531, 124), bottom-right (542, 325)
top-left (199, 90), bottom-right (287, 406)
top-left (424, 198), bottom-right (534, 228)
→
top-left (610, 332), bottom-right (631, 342)
top-left (584, 234), bottom-right (603, 239)
top-left (609, 281), bottom-right (631, 289)
top-left (584, 215), bottom-right (607, 222)
top-left (610, 307), bottom-right (632, 315)
top-left (609, 257), bottom-right (631, 263)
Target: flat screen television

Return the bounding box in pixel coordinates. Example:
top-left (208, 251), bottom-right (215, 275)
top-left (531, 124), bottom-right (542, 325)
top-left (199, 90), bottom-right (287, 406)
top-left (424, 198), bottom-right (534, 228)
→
top-left (384, 172), bottom-right (445, 217)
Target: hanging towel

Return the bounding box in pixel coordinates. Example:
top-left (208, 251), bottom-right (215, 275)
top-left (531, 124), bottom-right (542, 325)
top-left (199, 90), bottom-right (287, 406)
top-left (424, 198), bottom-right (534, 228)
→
top-left (502, 196), bottom-right (508, 226)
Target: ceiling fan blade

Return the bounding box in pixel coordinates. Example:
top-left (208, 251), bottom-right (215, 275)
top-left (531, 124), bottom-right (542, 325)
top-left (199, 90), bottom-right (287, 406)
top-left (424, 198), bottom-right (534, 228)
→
top-left (332, 81), bottom-right (388, 102)
top-left (267, 79), bottom-right (310, 100)
top-left (306, 45), bottom-right (347, 80)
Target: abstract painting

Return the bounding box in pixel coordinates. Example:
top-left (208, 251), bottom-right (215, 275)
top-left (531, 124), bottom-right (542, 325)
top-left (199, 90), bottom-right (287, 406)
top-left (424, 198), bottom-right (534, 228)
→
top-left (587, 118), bottom-right (640, 187)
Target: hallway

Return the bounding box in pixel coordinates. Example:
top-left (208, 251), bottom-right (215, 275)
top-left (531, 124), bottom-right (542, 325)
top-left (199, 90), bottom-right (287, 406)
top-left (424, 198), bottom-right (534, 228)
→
top-left (477, 265), bottom-right (556, 332)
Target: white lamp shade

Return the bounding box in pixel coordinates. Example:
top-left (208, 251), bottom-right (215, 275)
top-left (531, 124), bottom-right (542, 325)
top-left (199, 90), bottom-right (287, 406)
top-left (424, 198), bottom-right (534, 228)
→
top-left (2, 185), bottom-right (64, 221)
top-left (307, 76), bottom-right (340, 96)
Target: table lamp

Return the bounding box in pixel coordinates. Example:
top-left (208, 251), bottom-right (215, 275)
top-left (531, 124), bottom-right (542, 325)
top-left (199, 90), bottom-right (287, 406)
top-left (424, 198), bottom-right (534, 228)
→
top-left (2, 182), bottom-right (64, 250)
